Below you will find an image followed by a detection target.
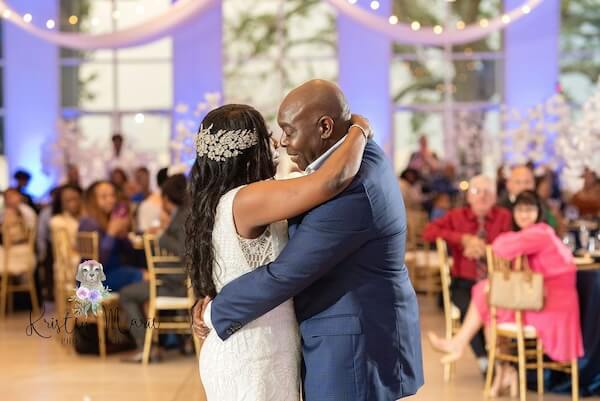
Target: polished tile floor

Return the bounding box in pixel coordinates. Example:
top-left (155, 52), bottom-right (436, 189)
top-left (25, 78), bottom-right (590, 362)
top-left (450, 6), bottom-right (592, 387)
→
top-left (0, 298), bottom-right (594, 401)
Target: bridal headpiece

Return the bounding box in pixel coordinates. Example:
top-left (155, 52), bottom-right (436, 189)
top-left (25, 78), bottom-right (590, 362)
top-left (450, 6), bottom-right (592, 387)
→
top-left (195, 123), bottom-right (259, 162)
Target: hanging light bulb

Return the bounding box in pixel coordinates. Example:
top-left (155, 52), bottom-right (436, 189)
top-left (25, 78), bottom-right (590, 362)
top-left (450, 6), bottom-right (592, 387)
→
top-left (23, 13), bottom-right (32, 23)
top-left (347, 0), bottom-right (358, 4)
top-left (456, 20), bottom-right (465, 30)
top-left (501, 14), bottom-right (511, 24)
top-left (135, 113), bottom-right (145, 124)
top-left (68, 15), bottom-right (78, 25)
top-left (91, 17), bottom-right (100, 27)
top-left (433, 25), bottom-right (443, 34)
top-left (522, 5), bottom-right (531, 14)
top-left (479, 18), bottom-right (489, 27)
top-left (46, 19), bottom-right (55, 29)
top-left (411, 21), bottom-right (421, 31)
top-left (388, 15), bottom-right (398, 25)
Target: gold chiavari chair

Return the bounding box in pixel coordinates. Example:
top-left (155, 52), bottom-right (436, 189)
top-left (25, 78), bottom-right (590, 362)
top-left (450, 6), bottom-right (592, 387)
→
top-left (406, 210), bottom-right (442, 299)
top-left (75, 231), bottom-right (119, 358)
top-left (436, 238), bottom-right (461, 382)
top-left (142, 234), bottom-right (201, 365)
top-left (484, 246), bottom-right (579, 401)
top-left (0, 222), bottom-right (39, 319)
top-left (51, 227), bottom-right (78, 344)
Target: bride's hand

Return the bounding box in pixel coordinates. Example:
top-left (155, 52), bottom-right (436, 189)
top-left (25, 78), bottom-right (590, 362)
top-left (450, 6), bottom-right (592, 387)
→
top-left (192, 296), bottom-right (212, 339)
top-left (350, 114), bottom-right (373, 140)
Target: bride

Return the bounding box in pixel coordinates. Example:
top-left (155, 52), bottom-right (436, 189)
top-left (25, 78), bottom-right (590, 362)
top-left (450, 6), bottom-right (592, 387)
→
top-left (185, 103), bottom-right (371, 400)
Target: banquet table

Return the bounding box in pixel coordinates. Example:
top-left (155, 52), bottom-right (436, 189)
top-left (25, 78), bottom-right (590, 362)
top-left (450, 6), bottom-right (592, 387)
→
top-left (531, 260), bottom-right (600, 396)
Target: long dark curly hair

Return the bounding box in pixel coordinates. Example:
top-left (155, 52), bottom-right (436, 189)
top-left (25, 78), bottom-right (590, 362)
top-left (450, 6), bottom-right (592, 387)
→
top-left (186, 104), bottom-right (275, 298)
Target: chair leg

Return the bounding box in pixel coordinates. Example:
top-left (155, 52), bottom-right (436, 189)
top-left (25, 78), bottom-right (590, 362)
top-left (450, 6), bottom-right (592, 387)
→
top-left (28, 271), bottom-right (40, 317)
top-left (517, 335), bottom-right (527, 401)
top-left (142, 308), bottom-right (156, 365)
top-left (97, 308), bottom-right (107, 359)
top-left (0, 273), bottom-right (8, 319)
top-left (484, 332), bottom-right (497, 397)
top-left (571, 358), bottom-right (579, 401)
top-left (536, 340), bottom-right (544, 396)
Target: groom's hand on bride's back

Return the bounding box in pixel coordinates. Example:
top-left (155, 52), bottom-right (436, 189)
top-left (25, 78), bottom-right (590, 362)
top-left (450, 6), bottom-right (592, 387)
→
top-left (350, 114), bottom-right (373, 139)
top-left (192, 296), bottom-right (212, 339)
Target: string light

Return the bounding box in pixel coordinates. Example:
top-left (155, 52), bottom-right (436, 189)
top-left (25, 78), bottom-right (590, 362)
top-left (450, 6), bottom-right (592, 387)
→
top-left (388, 15), bottom-right (398, 25)
top-left (411, 21), bottom-right (421, 31)
top-left (134, 113), bottom-right (145, 124)
top-left (479, 18), bottom-right (489, 27)
top-left (347, 0), bottom-right (358, 4)
top-left (91, 17), bottom-right (100, 27)
top-left (522, 5), bottom-right (531, 14)
top-left (2, 9), bottom-right (11, 19)
top-left (459, 181), bottom-right (469, 191)
top-left (23, 13), bottom-right (32, 23)
top-left (433, 25), bottom-right (443, 34)
top-left (456, 20), bottom-right (465, 30)
top-left (68, 15), bottom-right (78, 25)
top-left (46, 19), bottom-right (55, 29)
top-left (501, 14), bottom-right (511, 24)
top-left (370, 1), bottom-right (380, 10)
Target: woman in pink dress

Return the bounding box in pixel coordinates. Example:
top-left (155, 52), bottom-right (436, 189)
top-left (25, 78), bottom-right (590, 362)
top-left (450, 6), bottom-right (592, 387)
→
top-left (429, 190), bottom-right (584, 395)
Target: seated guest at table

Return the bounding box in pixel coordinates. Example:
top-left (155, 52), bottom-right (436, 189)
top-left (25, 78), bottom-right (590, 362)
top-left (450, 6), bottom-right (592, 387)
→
top-left (13, 170), bottom-right (38, 213)
top-left (136, 167), bottom-right (168, 232)
top-left (1, 188), bottom-right (36, 229)
top-left (0, 188), bottom-right (37, 276)
top-left (423, 175), bottom-right (512, 374)
top-left (36, 187), bottom-right (61, 301)
top-left (536, 169), bottom-right (566, 236)
top-left (78, 181), bottom-right (143, 291)
top-left (428, 190), bottom-right (584, 395)
top-left (430, 192), bottom-right (451, 220)
top-left (571, 167), bottom-right (600, 218)
top-left (398, 168), bottom-right (424, 211)
top-left (131, 167), bottom-right (152, 204)
top-left (110, 168), bottom-right (132, 203)
top-left (50, 184), bottom-right (83, 249)
top-left (499, 164), bottom-right (557, 229)
top-left (120, 174), bottom-right (189, 362)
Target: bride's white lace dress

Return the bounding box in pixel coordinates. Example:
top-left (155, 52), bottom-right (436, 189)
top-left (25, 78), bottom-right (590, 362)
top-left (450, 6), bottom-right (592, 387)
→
top-left (199, 187), bottom-right (301, 401)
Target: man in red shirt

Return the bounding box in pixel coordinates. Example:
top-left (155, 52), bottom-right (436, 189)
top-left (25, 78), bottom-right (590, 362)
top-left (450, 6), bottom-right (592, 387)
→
top-left (423, 175), bottom-right (512, 373)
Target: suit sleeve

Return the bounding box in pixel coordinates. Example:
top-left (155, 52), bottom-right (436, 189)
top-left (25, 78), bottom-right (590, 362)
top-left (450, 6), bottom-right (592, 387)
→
top-left (210, 186), bottom-right (374, 341)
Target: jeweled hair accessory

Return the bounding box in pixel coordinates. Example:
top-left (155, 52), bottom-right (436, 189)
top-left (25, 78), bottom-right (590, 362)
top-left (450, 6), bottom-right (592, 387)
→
top-left (195, 123), bottom-right (259, 162)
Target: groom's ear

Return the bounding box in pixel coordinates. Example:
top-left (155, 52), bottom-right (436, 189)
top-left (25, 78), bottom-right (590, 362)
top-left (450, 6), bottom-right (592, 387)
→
top-left (318, 115), bottom-right (334, 140)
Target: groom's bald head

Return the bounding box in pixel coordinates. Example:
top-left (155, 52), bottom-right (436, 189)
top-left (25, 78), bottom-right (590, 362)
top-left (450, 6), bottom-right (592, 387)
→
top-left (277, 80), bottom-right (352, 170)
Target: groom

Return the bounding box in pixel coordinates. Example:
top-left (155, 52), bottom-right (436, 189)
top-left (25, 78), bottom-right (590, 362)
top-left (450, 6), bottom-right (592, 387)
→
top-left (195, 79), bottom-right (423, 400)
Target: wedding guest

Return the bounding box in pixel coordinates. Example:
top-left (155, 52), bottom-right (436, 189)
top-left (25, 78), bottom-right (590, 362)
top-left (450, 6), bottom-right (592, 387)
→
top-left (0, 189), bottom-right (37, 277)
top-left (36, 188), bottom-right (61, 301)
top-left (1, 188), bottom-right (36, 229)
top-left (63, 164), bottom-right (81, 188)
top-left (131, 167), bottom-right (152, 204)
top-left (536, 170), bottom-right (566, 235)
top-left (423, 175), bottom-right (512, 374)
top-left (120, 174), bottom-right (189, 362)
top-left (136, 167), bottom-right (168, 232)
top-left (571, 167), bottom-right (600, 217)
top-left (78, 181), bottom-right (143, 292)
top-left (499, 164), bottom-right (557, 229)
top-left (107, 133), bottom-right (136, 175)
top-left (50, 184), bottom-right (84, 248)
top-left (430, 192), bottom-right (451, 220)
top-left (428, 190), bottom-right (584, 396)
top-left (398, 168), bottom-right (424, 211)
top-left (13, 170), bottom-right (37, 212)
top-left (408, 135), bottom-right (440, 178)
top-left (109, 168), bottom-right (131, 202)
top-left (496, 165), bottom-right (507, 201)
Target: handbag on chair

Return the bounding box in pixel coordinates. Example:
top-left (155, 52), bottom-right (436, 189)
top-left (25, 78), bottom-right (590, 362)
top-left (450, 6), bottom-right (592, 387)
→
top-left (489, 255), bottom-right (544, 311)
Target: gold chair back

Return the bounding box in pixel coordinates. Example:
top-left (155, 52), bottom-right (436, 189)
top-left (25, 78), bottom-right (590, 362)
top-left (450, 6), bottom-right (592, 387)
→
top-left (76, 231), bottom-right (99, 261)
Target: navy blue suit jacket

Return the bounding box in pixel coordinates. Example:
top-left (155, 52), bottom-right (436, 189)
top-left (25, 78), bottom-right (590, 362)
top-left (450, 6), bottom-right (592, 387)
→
top-left (210, 141), bottom-right (424, 400)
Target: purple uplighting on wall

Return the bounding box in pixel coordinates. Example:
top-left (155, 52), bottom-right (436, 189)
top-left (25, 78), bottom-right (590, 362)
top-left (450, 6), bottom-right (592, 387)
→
top-left (503, 0), bottom-right (560, 165)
